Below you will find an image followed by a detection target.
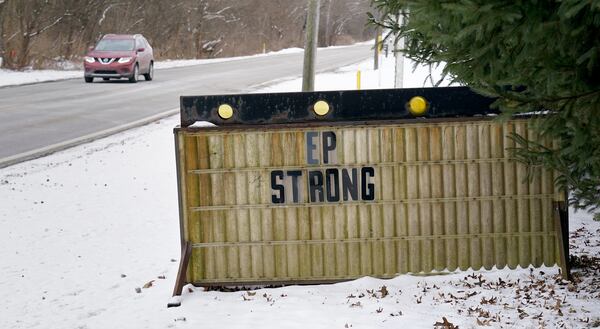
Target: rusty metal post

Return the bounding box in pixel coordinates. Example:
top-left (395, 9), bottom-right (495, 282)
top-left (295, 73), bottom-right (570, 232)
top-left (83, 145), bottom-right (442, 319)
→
top-left (553, 201), bottom-right (570, 279)
top-left (168, 241), bottom-right (192, 307)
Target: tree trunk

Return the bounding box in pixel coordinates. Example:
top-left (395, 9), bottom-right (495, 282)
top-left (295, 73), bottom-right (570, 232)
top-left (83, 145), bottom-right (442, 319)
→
top-left (62, 23), bottom-right (75, 60)
top-left (0, 0), bottom-right (6, 67)
top-left (324, 0), bottom-right (333, 46)
top-left (0, 24), bottom-right (4, 68)
top-left (195, 29), bottom-right (203, 59)
top-left (17, 34), bottom-right (31, 68)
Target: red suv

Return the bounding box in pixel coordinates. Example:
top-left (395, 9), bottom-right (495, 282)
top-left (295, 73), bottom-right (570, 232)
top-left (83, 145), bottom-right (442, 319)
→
top-left (84, 34), bottom-right (154, 83)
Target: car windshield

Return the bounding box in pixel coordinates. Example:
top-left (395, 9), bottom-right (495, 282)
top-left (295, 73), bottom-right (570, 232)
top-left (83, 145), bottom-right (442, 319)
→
top-left (94, 39), bottom-right (134, 51)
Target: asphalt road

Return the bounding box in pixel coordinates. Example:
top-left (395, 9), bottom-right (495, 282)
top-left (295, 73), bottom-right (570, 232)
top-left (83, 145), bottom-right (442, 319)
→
top-left (0, 44), bottom-right (371, 165)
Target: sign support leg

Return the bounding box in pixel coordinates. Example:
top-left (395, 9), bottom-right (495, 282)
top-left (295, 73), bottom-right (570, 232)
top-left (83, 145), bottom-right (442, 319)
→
top-left (553, 201), bottom-right (570, 280)
top-left (167, 241), bottom-right (192, 307)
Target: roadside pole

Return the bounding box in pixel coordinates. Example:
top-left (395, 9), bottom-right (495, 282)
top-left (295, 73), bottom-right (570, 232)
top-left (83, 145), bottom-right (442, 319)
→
top-left (373, 27), bottom-right (380, 70)
top-left (302, 0), bottom-right (320, 92)
top-left (394, 13), bottom-right (404, 88)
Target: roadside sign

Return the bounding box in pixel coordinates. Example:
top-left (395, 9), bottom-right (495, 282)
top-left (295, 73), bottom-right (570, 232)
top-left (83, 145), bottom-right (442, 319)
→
top-left (171, 87), bottom-right (568, 297)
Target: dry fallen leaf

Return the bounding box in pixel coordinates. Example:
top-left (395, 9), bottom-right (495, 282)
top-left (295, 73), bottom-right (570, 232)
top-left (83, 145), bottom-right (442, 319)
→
top-left (350, 301), bottom-right (362, 308)
top-left (434, 316), bottom-right (458, 329)
top-left (379, 286), bottom-right (389, 298)
top-left (480, 296), bottom-right (497, 305)
top-left (476, 318), bottom-right (491, 326)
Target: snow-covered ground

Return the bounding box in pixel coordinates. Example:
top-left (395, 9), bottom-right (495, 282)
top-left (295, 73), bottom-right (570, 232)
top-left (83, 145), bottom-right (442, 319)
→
top-left (1, 48), bottom-right (599, 329)
top-left (255, 49), bottom-right (452, 93)
top-left (0, 69), bottom-right (83, 87)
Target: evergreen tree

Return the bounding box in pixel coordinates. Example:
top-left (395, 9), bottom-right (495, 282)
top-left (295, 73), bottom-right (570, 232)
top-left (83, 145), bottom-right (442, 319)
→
top-left (370, 1), bottom-right (600, 219)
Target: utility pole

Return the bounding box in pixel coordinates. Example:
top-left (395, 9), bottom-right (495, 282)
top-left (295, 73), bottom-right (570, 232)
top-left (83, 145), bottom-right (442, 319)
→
top-left (394, 13), bottom-right (404, 88)
top-left (302, 0), bottom-right (320, 92)
top-left (373, 22), bottom-right (380, 70)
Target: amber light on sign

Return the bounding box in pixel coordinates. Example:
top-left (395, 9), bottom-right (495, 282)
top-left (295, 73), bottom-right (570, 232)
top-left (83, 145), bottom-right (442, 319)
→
top-left (218, 104), bottom-right (234, 119)
top-left (408, 96), bottom-right (428, 116)
top-left (313, 100), bottom-right (330, 116)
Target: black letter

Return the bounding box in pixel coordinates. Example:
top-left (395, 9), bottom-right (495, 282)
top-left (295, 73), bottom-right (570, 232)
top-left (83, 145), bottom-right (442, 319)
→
top-left (325, 169), bottom-right (340, 202)
top-left (271, 171), bottom-right (285, 203)
top-left (342, 168), bottom-right (358, 201)
top-left (361, 167), bottom-right (375, 201)
top-left (322, 131), bottom-right (336, 164)
top-left (287, 170), bottom-right (303, 203)
top-left (308, 170), bottom-right (324, 202)
top-left (306, 132), bottom-right (319, 164)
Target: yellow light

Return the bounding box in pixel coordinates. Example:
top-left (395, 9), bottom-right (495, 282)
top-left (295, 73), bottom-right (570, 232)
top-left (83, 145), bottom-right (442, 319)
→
top-left (408, 96), bottom-right (428, 116)
top-left (313, 100), bottom-right (330, 116)
top-left (217, 104), bottom-right (234, 119)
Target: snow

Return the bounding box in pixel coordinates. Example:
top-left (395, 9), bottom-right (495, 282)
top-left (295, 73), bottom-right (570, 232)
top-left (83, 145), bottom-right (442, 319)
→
top-left (256, 49), bottom-right (453, 93)
top-left (0, 69), bottom-right (83, 87)
top-left (1, 44), bottom-right (599, 329)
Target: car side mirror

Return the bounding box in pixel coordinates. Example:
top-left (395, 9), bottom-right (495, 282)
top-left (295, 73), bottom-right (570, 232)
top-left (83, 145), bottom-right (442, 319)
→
top-left (137, 48), bottom-right (145, 52)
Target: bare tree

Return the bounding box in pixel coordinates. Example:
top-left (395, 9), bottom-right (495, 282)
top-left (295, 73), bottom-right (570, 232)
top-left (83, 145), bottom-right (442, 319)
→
top-left (320, 0), bottom-right (371, 47)
top-left (0, 0), bottom-right (372, 69)
top-left (323, 0), bottom-right (334, 46)
top-left (2, 0), bottom-right (67, 68)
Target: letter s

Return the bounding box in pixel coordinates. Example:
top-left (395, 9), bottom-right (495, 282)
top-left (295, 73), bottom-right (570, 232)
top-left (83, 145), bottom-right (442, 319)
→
top-left (271, 170), bottom-right (285, 203)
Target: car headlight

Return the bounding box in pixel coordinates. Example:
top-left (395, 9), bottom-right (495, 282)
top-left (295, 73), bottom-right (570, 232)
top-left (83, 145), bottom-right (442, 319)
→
top-left (84, 56), bottom-right (95, 63)
top-left (118, 57), bottom-right (132, 63)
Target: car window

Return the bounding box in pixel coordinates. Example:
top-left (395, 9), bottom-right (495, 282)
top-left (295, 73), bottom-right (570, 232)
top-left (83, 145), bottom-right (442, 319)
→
top-left (141, 38), bottom-right (148, 50)
top-left (95, 39), bottom-right (135, 51)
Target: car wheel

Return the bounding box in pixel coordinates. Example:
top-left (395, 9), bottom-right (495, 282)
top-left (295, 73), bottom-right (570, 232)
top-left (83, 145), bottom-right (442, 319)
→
top-left (85, 77), bottom-right (93, 83)
top-left (129, 64), bottom-right (139, 83)
top-left (144, 62), bottom-right (153, 81)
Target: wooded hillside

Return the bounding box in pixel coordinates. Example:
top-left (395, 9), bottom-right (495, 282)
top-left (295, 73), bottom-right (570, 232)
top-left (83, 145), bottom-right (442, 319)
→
top-left (0, 0), bottom-right (372, 69)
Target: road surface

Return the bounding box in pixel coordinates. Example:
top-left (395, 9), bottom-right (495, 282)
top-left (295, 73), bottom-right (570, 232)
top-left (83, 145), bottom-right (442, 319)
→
top-left (0, 44), bottom-right (371, 166)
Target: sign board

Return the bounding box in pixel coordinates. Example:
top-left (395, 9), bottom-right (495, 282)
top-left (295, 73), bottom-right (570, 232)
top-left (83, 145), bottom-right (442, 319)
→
top-left (172, 87), bottom-right (568, 291)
